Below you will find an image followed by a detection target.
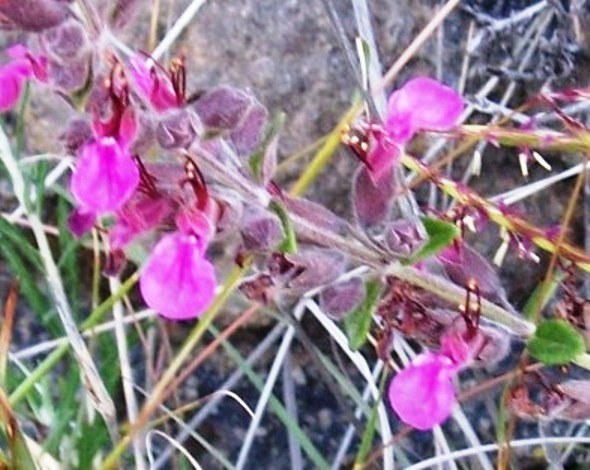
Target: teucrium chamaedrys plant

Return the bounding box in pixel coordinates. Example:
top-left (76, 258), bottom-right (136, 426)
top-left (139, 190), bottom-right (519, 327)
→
top-left (2, 1), bottom-right (590, 466)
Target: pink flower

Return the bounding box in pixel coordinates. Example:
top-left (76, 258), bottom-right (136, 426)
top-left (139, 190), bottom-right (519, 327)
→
top-left (139, 232), bottom-right (217, 320)
top-left (70, 137), bottom-right (140, 213)
top-left (0, 44), bottom-right (47, 112)
top-left (129, 56), bottom-right (178, 111)
top-left (385, 77), bottom-right (464, 143)
top-left (366, 77), bottom-right (463, 182)
top-left (389, 329), bottom-right (482, 430)
top-left (388, 352), bottom-right (457, 430)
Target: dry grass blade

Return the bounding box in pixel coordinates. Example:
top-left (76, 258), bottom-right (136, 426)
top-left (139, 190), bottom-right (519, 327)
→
top-left (0, 281), bottom-right (18, 386)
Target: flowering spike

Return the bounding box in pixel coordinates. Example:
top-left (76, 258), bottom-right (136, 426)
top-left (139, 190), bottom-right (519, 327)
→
top-left (71, 137), bottom-right (140, 212)
top-left (139, 232), bottom-right (217, 320)
top-left (389, 352), bottom-right (457, 430)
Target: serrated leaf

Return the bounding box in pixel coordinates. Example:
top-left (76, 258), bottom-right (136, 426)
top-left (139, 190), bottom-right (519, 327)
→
top-left (269, 200), bottom-right (297, 253)
top-left (407, 217), bottom-right (460, 263)
top-left (528, 319), bottom-right (586, 365)
top-left (343, 279), bottom-right (381, 350)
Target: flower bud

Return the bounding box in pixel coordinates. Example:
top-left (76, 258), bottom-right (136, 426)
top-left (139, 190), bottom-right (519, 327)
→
top-left (193, 86), bottom-right (267, 156)
top-left (240, 205), bottom-right (283, 251)
top-left (156, 109), bottom-right (202, 150)
top-left (60, 118), bottom-right (93, 154)
top-left (42, 20), bottom-right (88, 59)
top-left (352, 166), bottom-right (395, 227)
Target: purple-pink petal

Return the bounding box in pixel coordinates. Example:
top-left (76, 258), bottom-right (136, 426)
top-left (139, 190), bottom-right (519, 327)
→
top-left (0, 66), bottom-right (25, 112)
top-left (71, 137), bottom-right (139, 213)
top-left (0, 45), bottom-right (48, 111)
top-left (6, 45), bottom-right (48, 81)
top-left (129, 56), bottom-right (177, 111)
top-left (139, 232), bottom-right (217, 320)
top-left (389, 352), bottom-right (457, 430)
top-left (385, 77), bottom-right (463, 143)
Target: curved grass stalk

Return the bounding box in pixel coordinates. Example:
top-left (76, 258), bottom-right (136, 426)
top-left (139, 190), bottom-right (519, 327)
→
top-left (459, 124), bottom-right (590, 153)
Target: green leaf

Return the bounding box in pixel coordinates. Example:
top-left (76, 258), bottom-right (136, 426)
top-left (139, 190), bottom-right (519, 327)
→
top-left (269, 200), bottom-right (297, 254)
top-left (528, 319), bottom-right (586, 365)
top-left (343, 279), bottom-right (381, 350)
top-left (407, 216), bottom-right (460, 263)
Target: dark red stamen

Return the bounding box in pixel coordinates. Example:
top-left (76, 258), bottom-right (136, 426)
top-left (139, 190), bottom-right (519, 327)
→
top-left (183, 156), bottom-right (209, 211)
